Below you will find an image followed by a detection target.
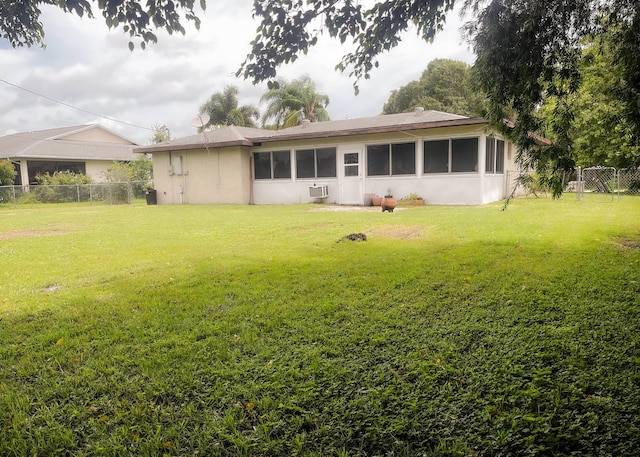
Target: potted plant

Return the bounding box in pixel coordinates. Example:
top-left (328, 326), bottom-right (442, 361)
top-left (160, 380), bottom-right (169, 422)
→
top-left (398, 193), bottom-right (424, 207)
top-left (381, 188), bottom-right (396, 212)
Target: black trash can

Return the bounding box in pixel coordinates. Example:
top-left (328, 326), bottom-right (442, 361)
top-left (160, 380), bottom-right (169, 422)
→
top-left (145, 189), bottom-right (157, 205)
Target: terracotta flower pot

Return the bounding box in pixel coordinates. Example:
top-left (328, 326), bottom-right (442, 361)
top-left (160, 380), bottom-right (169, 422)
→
top-left (372, 196), bottom-right (383, 206)
top-left (381, 196), bottom-right (396, 212)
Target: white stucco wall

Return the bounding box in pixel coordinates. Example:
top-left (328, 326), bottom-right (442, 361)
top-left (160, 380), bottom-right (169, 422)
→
top-left (85, 160), bottom-right (113, 183)
top-left (150, 125), bottom-right (520, 206)
top-left (152, 147), bottom-right (251, 205)
top-left (252, 126), bottom-right (514, 206)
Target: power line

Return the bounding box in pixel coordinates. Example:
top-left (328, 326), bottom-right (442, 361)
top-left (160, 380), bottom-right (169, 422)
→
top-left (0, 77), bottom-right (153, 131)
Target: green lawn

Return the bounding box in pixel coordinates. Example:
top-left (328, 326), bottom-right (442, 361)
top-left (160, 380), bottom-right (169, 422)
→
top-left (1, 198), bottom-right (639, 456)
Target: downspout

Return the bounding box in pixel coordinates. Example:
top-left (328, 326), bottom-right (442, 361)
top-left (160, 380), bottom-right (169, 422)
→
top-left (249, 153), bottom-right (254, 205)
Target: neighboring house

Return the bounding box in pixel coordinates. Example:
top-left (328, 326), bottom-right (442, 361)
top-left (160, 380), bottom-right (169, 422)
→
top-left (136, 109), bottom-right (520, 205)
top-left (0, 124), bottom-right (139, 186)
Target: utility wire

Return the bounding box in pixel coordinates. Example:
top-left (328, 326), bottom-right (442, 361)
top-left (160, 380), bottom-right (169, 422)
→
top-left (0, 77), bottom-right (153, 131)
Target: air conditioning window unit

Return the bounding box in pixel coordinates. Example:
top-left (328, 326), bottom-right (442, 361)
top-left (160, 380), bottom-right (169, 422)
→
top-left (309, 184), bottom-right (329, 198)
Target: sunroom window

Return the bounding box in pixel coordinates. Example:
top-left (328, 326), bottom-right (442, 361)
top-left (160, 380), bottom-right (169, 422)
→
top-left (485, 138), bottom-right (505, 174)
top-left (366, 142), bottom-right (416, 176)
top-left (295, 147), bottom-right (337, 179)
top-left (253, 151), bottom-right (291, 180)
top-left (424, 138), bottom-right (479, 174)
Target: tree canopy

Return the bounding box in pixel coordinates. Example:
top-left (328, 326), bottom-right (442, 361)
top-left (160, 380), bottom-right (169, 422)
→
top-left (198, 85), bottom-right (260, 130)
top-left (1, 0), bottom-right (205, 49)
top-left (260, 75), bottom-right (330, 128)
top-left (0, 159), bottom-right (17, 186)
top-left (240, 0), bottom-right (640, 195)
top-left (149, 124), bottom-right (171, 144)
top-left (382, 59), bottom-right (486, 117)
top-left (539, 36), bottom-right (640, 169)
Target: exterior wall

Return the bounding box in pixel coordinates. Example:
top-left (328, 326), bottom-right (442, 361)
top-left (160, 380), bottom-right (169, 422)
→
top-left (85, 160), bottom-right (114, 182)
top-left (151, 124), bottom-right (521, 206)
top-left (152, 147), bottom-right (251, 205)
top-left (252, 125), bottom-right (514, 206)
top-left (66, 128), bottom-right (133, 144)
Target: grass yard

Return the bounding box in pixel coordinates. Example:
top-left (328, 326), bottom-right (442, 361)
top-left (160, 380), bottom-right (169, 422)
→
top-left (1, 197), bottom-right (639, 456)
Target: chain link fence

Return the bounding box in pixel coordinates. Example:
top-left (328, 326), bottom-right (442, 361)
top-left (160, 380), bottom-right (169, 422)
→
top-left (618, 168), bottom-right (640, 195)
top-left (0, 181), bottom-right (152, 205)
top-left (576, 167), bottom-right (640, 201)
top-left (508, 168), bottom-right (639, 201)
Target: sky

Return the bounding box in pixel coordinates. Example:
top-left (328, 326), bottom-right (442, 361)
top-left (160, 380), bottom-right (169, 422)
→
top-left (0, 0), bottom-right (475, 145)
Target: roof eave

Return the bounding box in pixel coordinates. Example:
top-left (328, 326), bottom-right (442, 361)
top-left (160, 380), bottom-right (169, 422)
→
top-left (135, 139), bottom-right (254, 154)
top-left (253, 118), bottom-right (489, 144)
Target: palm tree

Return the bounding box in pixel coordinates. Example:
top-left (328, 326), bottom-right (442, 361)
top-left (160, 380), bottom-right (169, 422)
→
top-left (260, 75), bottom-right (330, 128)
top-left (198, 85), bottom-right (260, 130)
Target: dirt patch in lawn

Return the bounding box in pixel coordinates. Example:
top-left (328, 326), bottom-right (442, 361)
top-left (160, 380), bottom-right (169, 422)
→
top-left (366, 225), bottom-right (426, 240)
top-left (312, 205), bottom-right (407, 213)
top-left (613, 237), bottom-right (640, 250)
top-left (0, 230), bottom-right (69, 240)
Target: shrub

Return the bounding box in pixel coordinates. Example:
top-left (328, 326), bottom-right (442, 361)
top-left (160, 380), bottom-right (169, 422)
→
top-left (33, 171), bottom-right (92, 203)
top-left (0, 159), bottom-right (17, 185)
top-left (103, 157), bottom-right (153, 198)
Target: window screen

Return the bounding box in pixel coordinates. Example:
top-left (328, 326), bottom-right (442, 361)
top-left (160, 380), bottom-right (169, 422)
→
top-left (254, 152), bottom-right (272, 179)
top-left (273, 151), bottom-right (291, 179)
top-left (367, 144), bottom-right (390, 176)
top-left (424, 140), bottom-right (449, 173)
top-left (391, 143), bottom-right (416, 175)
top-left (296, 149), bottom-right (315, 178)
top-left (451, 138), bottom-right (478, 173)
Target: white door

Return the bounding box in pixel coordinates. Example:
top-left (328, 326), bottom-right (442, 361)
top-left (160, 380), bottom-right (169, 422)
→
top-left (339, 149), bottom-right (363, 205)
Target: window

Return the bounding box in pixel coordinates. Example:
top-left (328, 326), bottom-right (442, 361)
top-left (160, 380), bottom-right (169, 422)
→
top-left (424, 138), bottom-right (479, 174)
top-left (253, 151), bottom-right (291, 180)
top-left (424, 140), bottom-right (449, 173)
top-left (273, 151), bottom-right (292, 178)
top-left (496, 140), bottom-right (505, 173)
top-left (27, 161), bottom-right (86, 184)
top-left (485, 138), bottom-right (505, 174)
top-left (366, 142), bottom-right (416, 176)
top-left (344, 153), bottom-right (359, 177)
top-left (295, 147), bottom-right (336, 179)
top-left (485, 138), bottom-right (495, 173)
top-left (172, 155), bottom-right (184, 175)
top-left (451, 138), bottom-right (478, 172)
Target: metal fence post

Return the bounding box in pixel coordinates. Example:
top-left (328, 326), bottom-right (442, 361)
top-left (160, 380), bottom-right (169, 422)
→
top-left (577, 167), bottom-right (582, 201)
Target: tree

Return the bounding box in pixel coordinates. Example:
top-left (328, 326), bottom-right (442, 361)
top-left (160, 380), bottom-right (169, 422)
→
top-left (382, 59), bottom-right (487, 117)
top-left (150, 124), bottom-right (171, 144)
top-left (260, 75), bottom-right (330, 128)
top-left (198, 85), bottom-right (260, 130)
top-left (103, 156), bottom-right (152, 197)
top-left (0, 159), bottom-right (17, 185)
top-left (540, 37), bottom-right (640, 169)
top-left (239, 0), bottom-right (640, 196)
top-left (1, 0), bottom-right (205, 50)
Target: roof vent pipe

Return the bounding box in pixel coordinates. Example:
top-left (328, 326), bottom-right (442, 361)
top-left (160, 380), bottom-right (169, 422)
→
top-left (414, 107), bottom-right (425, 114)
top-left (301, 119), bottom-right (311, 127)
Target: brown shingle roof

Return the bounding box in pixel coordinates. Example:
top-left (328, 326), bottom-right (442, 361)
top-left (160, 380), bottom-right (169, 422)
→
top-left (135, 110), bottom-right (489, 153)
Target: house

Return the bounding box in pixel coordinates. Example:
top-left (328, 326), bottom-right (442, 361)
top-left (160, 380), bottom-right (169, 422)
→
top-left (135, 109), bottom-right (519, 205)
top-left (0, 124), bottom-right (139, 186)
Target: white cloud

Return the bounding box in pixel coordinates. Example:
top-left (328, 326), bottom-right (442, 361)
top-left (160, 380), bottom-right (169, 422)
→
top-left (0, 1), bottom-right (474, 144)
